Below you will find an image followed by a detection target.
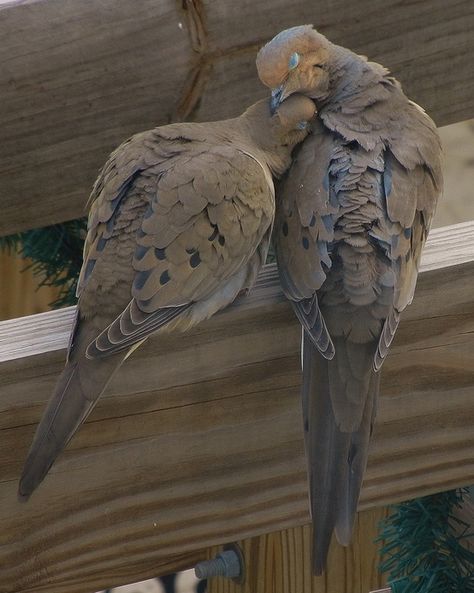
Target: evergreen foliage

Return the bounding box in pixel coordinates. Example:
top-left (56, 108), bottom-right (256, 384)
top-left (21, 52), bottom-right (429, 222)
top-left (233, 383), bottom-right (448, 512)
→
top-left (0, 219), bottom-right (86, 308)
top-left (378, 488), bottom-right (474, 593)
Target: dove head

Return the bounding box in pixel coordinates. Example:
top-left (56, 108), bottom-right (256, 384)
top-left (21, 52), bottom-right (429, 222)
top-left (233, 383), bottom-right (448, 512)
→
top-left (272, 93), bottom-right (317, 139)
top-left (242, 94), bottom-right (316, 175)
top-left (256, 25), bottom-right (335, 109)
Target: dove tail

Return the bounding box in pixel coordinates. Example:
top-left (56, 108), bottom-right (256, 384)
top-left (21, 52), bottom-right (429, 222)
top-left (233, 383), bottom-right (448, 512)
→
top-left (302, 331), bottom-right (379, 575)
top-left (18, 346), bottom-right (125, 502)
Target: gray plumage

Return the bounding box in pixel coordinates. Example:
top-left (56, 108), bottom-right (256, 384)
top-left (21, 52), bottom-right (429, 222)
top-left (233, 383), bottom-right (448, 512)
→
top-left (18, 95), bottom-right (316, 501)
top-left (257, 25), bottom-right (443, 573)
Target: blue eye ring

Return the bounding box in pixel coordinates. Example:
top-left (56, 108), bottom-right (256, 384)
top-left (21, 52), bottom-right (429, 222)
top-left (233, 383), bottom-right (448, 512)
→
top-left (288, 52), bottom-right (300, 70)
top-left (296, 121), bottom-right (308, 130)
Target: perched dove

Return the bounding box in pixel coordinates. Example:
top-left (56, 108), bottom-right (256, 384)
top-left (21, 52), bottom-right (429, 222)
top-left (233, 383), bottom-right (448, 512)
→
top-left (19, 95), bottom-right (316, 500)
top-left (257, 25), bottom-right (443, 573)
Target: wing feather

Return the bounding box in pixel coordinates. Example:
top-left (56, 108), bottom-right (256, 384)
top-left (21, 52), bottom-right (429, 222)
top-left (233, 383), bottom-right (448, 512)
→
top-left (86, 149), bottom-right (275, 357)
top-left (274, 119), bottom-right (336, 357)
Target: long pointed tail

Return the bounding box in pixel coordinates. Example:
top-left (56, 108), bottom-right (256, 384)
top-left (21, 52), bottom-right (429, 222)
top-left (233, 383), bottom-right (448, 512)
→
top-left (18, 345), bottom-right (125, 501)
top-left (302, 331), bottom-right (379, 574)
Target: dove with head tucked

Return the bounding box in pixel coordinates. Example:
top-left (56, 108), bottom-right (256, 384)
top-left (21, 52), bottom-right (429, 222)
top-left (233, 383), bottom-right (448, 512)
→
top-left (257, 25), bottom-right (443, 573)
top-left (19, 94), bottom-right (316, 501)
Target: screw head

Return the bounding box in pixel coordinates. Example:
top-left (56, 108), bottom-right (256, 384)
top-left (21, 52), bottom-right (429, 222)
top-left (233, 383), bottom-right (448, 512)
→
top-left (194, 544), bottom-right (244, 584)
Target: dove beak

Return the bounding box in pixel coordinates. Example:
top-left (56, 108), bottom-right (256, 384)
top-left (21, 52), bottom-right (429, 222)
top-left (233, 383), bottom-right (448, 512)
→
top-left (270, 86), bottom-right (283, 114)
top-left (271, 77), bottom-right (299, 112)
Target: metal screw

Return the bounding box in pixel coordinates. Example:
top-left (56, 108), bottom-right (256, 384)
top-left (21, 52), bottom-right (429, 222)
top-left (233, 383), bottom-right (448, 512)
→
top-left (195, 547), bottom-right (243, 582)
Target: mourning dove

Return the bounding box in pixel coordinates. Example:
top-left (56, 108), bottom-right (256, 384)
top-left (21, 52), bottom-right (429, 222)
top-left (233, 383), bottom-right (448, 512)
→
top-left (19, 94), bottom-right (316, 500)
top-left (257, 25), bottom-right (443, 573)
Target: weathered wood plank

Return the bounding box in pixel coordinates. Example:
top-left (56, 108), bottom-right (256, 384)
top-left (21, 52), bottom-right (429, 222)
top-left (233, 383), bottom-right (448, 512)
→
top-left (198, 0), bottom-right (474, 126)
top-left (0, 221), bottom-right (473, 592)
top-left (207, 488), bottom-right (473, 593)
top-left (207, 507), bottom-right (390, 593)
top-left (1, 221), bottom-right (473, 363)
top-left (1, 0), bottom-right (473, 235)
top-left (0, 0), bottom-right (193, 236)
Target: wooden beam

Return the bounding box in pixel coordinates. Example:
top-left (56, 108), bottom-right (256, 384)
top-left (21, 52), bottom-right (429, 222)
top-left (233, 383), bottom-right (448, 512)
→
top-left (206, 508), bottom-right (391, 593)
top-left (206, 490), bottom-right (474, 593)
top-left (1, 0), bottom-right (473, 235)
top-left (0, 221), bottom-right (473, 593)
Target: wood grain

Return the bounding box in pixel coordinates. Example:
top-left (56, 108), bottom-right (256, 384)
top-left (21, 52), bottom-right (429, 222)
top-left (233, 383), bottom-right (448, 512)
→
top-left (206, 507), bottom-right (390, 593)
top-left (2, 221), bottom-right (473, 362)
top-left (0, 0), bottom-right (193, 236)
top-left (1, 0), bottom-right (473, 235)
top-left (199, 0), bottom-right (474, 125)
top-left (0, 222), bottom-right (473, 592)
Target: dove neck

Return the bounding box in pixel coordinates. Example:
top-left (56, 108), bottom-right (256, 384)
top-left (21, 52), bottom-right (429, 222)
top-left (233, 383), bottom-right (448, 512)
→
top-left (323, 46), bottom-right (390, 110)
top-left (248, 137), bottom-right (292, 178)
top-left (236, 114), bottom-right (293, 178)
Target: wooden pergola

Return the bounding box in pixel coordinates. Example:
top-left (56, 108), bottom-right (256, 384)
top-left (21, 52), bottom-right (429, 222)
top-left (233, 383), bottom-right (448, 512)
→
top-left (0, 1), bottom-right (473, 592)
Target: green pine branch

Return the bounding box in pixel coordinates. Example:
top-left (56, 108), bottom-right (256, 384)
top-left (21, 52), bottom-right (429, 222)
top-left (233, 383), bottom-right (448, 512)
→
top-left (0, 219), bottom-right (87, 309)
top-left (378, 489), bottom-right (474, 593)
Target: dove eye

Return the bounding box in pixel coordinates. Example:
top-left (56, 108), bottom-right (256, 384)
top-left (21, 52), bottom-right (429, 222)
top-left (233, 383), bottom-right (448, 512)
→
top-left (296, 121), bottom-right (308, 130)
top-left (288, 52), bottom-right (300, 70)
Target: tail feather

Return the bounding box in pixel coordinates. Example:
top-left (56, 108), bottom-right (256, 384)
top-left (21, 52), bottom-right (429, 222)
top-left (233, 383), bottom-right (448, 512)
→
top-left (335, 368), bottom-right (379, 545)
top-left (18, 335), bottom-right (126, 501)
top-left (302, 331), bottom-right (379, 574)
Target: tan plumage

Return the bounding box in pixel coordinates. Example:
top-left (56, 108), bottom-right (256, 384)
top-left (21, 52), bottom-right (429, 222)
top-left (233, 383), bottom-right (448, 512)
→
top-left (257, 25), bottom-right (443, 573)
top-left (19, 95), bottom-right (316, 500)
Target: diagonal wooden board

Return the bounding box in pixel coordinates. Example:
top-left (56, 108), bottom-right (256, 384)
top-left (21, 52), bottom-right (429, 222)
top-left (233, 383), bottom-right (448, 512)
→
top-left (0, 221), bottom-right (473, 593)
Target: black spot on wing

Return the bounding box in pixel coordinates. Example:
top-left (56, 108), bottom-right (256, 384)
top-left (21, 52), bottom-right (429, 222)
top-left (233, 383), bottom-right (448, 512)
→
top-left (106, 217), bottom-right (115, 234)
top-left (135, 244), bottom-right (148, 260)
top-left (155, 247), bottom-right (166, 260)
top-left (190, 252), bottom-right (201, 268)
top-left (208, 225), bottom-right (219, 241)
top-left (96, 236), bottom-right (107, 251)
top-left (302, 237), bottom-right (309, 250)
top-left (218, 235), bottom-right (225, 246)
top-left (282, 221), bottom-right (289, 236)
top-left (134, 269), bottom-right (151, 290)
top-left (160, 270), bottom-right (171, 285)
top-left (82, 259), bottom-right (96, 283)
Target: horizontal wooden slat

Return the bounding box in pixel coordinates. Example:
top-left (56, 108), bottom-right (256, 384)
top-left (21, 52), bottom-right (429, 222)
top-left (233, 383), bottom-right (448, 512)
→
top-left (0, 222), bottom-right (473, 593)
top-left (1, 0), bottom-right (473, 235)
top-left (2, 221), bottom-right (473, 363)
